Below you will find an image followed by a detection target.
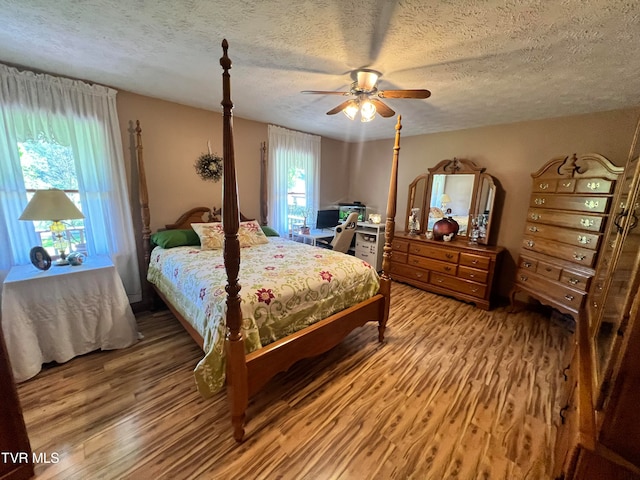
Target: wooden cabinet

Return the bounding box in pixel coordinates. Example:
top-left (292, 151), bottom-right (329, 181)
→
top-left (0, 329), bottom-right (34, 480)
top-left (511, 153), bottom-right (624, 318)
top-left (390, 232), bottom-right (504, 309)
top-left (553, 144), bottom-right (640, 479)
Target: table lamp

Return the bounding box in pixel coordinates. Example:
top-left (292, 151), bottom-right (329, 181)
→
top-left (19, 189), bottom-right (85, 265)
top-left (440, 193), bottom-right (452, 211)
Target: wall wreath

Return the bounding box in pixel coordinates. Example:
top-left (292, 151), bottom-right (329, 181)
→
top-left (194, 148), bottom-right (223, 182)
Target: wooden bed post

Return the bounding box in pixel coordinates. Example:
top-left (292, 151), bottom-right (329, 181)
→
top-left (220, 40), bottom-right (248, 443)
top-left (260, 142), bottom-right (268, 226)
top-left (379, 115), bottom-right (402, 341)
top-left (135, 120), bottom-right (153, 306)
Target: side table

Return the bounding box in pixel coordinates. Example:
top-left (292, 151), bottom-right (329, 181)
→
top-left (1, 255), bottom-right (138, 382)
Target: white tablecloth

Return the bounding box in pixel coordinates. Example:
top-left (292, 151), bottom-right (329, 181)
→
top-left (1, 256), bottom-right (138, 382)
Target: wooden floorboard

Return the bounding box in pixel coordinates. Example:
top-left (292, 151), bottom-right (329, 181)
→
top-left (17, 282), bottom-right (572, 479)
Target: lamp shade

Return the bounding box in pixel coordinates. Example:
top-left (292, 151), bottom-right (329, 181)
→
top-left (440, 193), bottom-right (451, 204)
top-left (19, 189), bottom-right (84, 221)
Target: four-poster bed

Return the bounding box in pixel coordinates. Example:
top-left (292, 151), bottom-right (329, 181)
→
top-left (134, 40), bottom-right (402, 442)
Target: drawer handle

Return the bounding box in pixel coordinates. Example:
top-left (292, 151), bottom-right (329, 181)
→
top-left (577, 235), bottom-right (590, 245)
top-left (437, 279), bottom-right (444, 284)
top-left (444, 266), bottom-right (452, 271)
top-left (415, 272), bottom-right (424, 278)
top-left (520, 275), bottom-right (528, 282)
top-left (561, 181), bottom-right (572, 188)
top-left (526, 240), bottom-right (535, 247)
top-left (534, 198), bottom-right (545, 205)
top-left (573, 253), bottom-right (586, 261)
top-left (568, 277), bottom-right (579, 285)
top-left (469, 274), bottom-right (475, 278)
top-left (528, 226), bottom-right (538, 232)
top-left (580, 218), bottom-right (594, 227)
top-left (539, 182), bottom-right (549, 190)
top-left (585, 200), bottom-right (599, 209)
top-left (530, 213), bottom-right (540, 220)
top-left (587, 181), bottom-right (600, 190)
top-left (592, 301), bottom-right (599, 309)
top-left (411, 259), bottom-right (420, 265)
top-left (471, 287), bottom-right (479, 293)
top-left (471, 259), bottom-right (478, 264)
top-left (446, 253), bottom-right (453, 259)
top-left (565, 294), bottom-right (575, 301)
top-left (545, 267), bottom-right (552, 272)
top-left (596, 283), bottom-right (603, 291)
top-left (523, 261), bottom-right (532, 268)
top-left (563, 364), bottom-right (570, 381)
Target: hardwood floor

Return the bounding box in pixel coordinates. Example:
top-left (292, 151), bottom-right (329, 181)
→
top-left (17, 282), bottom-right (572, 479)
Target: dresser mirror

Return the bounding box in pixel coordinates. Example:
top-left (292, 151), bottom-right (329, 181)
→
top-left (406, 158), bottom-right (496, 244)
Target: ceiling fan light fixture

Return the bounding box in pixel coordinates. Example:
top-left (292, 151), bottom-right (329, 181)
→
top-left (360, 98), bottom-right (376, 122)
top-left (342, 100), bottom-right (359, 120)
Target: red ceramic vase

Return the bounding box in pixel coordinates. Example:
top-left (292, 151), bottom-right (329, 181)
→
top-left (433, 217), bottom-right (460, 240)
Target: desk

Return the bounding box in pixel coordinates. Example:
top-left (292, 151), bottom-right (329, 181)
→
top-left (1, 256), bottom-right (138, 382)
top-left (292, 228), bottom-right (334, 246)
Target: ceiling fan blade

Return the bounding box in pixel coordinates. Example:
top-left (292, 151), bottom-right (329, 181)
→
top-left (326, 100), bottom-right (354, 115)
top-left (301, 90), bottom-right (350, 95)
top-left (378, 89), bottom-right (431, 99)
top-left (370, 99), bottom-right (395, 118)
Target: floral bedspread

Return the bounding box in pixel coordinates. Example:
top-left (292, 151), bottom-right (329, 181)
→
top-left (147, 237), bottom-right (380, 397)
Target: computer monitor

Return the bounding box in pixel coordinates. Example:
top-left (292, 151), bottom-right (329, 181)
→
top-left (315, 209), bottom-right (340, 230)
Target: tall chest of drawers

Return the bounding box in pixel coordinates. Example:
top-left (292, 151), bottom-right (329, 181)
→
top-left (510, 153), bottom-right (624, 318)
top-left (390, 232), bottom-right (504, 310)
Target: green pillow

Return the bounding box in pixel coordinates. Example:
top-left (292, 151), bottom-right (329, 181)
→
top-left (260, 225), bottom-right (280, 237)
top-left (151, 229), bottom-right (200, 248)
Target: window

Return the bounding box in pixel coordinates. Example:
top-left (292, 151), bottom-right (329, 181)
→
top-left (18, 137), bottom-right (86, 258)
top-left (267, 125), bottom-right (321, 236)
top-left (0, 63), bottom-right (141, 302)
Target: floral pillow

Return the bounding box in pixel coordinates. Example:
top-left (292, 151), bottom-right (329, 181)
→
top-left (238, 220), bottom-right (269, 246)
top-left (191, 220), bottom-right (268, 250)
top-left (191, 222), bottom-right (224, 250)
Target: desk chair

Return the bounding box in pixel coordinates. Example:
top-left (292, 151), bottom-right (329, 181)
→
top-left (317, 212), bottom-right (359, 253)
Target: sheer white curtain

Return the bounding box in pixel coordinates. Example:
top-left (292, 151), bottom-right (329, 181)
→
top-left (267, 125), bottom-right (321, 236)
top-left (0, 64), bottom-right (141, 302)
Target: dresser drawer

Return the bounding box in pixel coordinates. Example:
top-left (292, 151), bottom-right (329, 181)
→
top-left (560, 269), bottom-right (591, 293)
top-left (392, 252), bottom-right (408, 264)
top-left (392, 239), bottom-right (409, 253)
top-left (529, 194), bottom-right (610, 213)
top-left (575, 177), bottom-right (615, 194)
top-left (408, 255), bottom-right (457, 275)
top-left (524, 222), bottom-right (600, 250)
top-left (532, 178), bottom-right (558, 193)
top-left (528, 208), bottom-right (605, 232)
top-left (522, 235), bottom-right (597, 267)
top-left (408, 243), bottom-right (459, 262)
top-left (536, 259), bottom-right (562, 280)
top-left (430, 272), bottom-right (486, 299)
top-left (458, 265), bottom-right (488, 284)
top-left (518, 255), bottom-right (538, 271)
top-left (390, 262), bottom-right (430, 284)
top-left (555, 178), bottom-right (576, 193)
top-left (459, 252), bottom-right (490, 270)
top-left (516, 269), bottom-right (586, 310)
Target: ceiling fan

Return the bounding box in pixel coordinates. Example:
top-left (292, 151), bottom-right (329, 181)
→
top-left (302, 69), bottom-right (431, 122)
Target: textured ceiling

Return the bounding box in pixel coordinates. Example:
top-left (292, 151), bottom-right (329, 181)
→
top-left (1, 0), bottom-right (640, 141)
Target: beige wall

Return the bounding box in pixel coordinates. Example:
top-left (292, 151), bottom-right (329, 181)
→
top-left (116, 91), bottom-right (351, 232)
top-left (347, 107), bottom-right (640, 296)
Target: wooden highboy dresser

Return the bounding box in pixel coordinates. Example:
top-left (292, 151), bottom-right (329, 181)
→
top-left (510, 153), bottom-right (624, 319)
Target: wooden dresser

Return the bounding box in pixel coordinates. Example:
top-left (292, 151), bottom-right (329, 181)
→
top-left (390, 232), bottom-right (504, 310)
top-left (511, 153), bottom-right (624, 318)
top-left (552, 144), bottom-right (640, 478)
